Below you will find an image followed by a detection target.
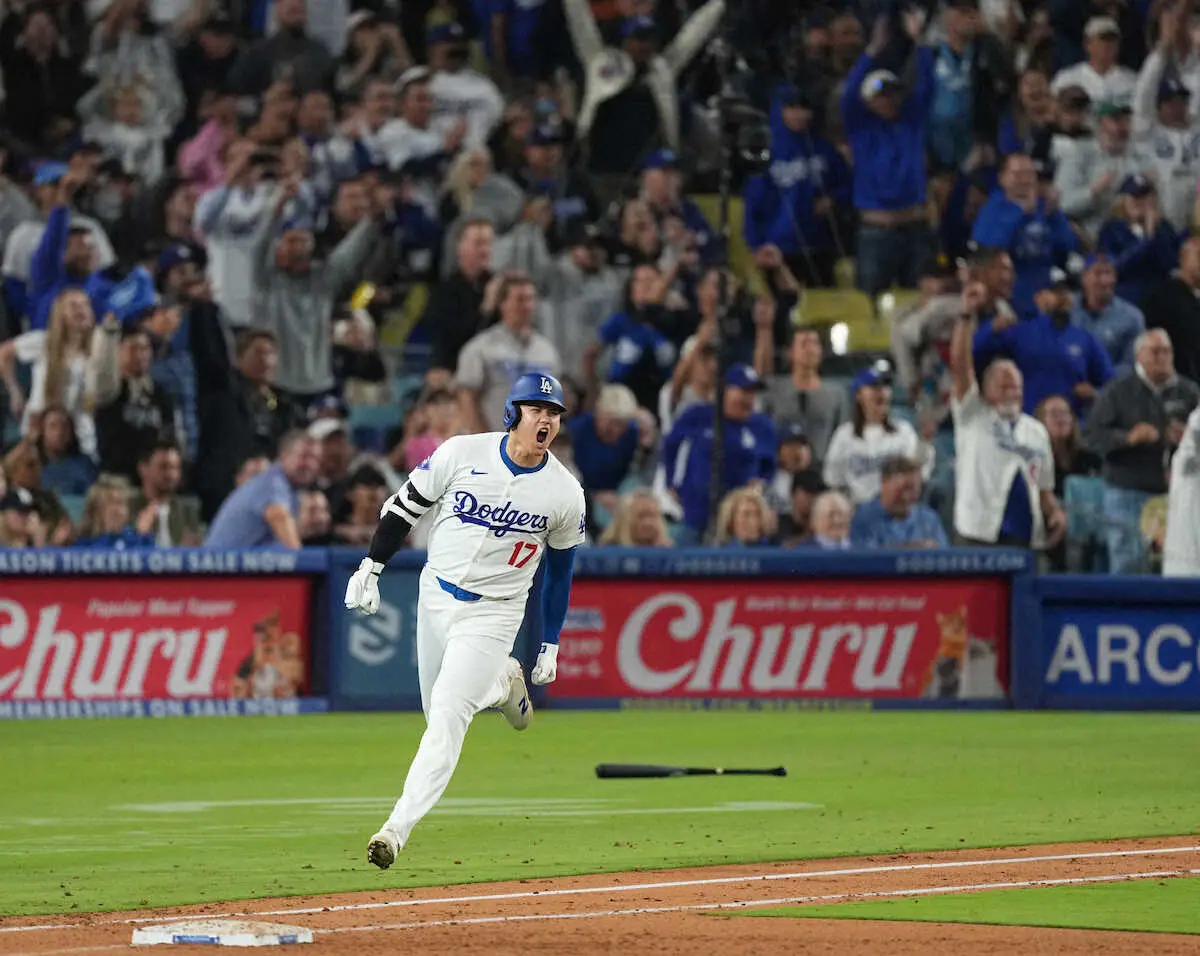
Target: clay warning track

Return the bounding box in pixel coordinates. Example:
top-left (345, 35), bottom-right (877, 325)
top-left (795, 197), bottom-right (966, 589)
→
top-left (2, 837), bottom-right (1198, 956)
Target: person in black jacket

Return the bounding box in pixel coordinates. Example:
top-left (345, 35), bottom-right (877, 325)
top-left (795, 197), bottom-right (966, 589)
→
top-left (423, 218), bottom-right (494, 374)
top-left (0, 7), bottom-right (91, 155)
top-left (1142, 237), bottom-right (1200, 384)
top-left (192, 326), bottom-right (305, 521)
top-left (91, 318), bottom-right (180, 482)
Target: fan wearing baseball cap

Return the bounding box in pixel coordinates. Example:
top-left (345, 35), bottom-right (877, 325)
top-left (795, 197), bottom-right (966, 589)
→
top-left (743, 84), bottom-right (849, 288)
top-left (1129, 62), bottom-right (1198, 232)
top-left (1096, 176), bottom-right (1183, 309)
top-left (661, 363), bottom-right (777, 542)
top-left (564, 0), bottom-right (724, 192)
top-left (1049, 16), bottom-right (1135, 106)
top-left (841, 11), bottom-right (937, 295)
top-left (823, 360), bottom-right (935, 504)
top-left (973, 268), bottom-right (1113, 418)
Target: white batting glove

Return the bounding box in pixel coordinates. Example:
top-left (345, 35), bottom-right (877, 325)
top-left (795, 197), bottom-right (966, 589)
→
top-left (344, 558), bottom-right (383, 615)
top-left (531, 642), bottom-right (558, 685)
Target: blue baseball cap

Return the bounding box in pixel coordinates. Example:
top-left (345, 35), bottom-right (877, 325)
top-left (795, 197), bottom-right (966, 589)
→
top-left (779, 84), bottom-right (813, 108)
top-left (641, 148), bottom-right (679, 171)
top-left (1159, 77), bottom-right (1191, 103)
top-left (1119, 173), bottom-right (1154, 197)
top-left (106, 267), bottom-right (159, 324)
top-left (725, 363), bottom-right (765, 390)
top-left (860, 69), bottom-right (901, 101)
top-left (426, 21), bottom-right (465, 44)
top-left (529, 122), bottom-right (565, 147)
top-left (34, 161), bottom-right (68, 187)
top-left (157, 243), bottom-right (203, 275)
top-left (851, 360), bottom-right (893, 393)
top-left (620, 14), bottom-right (657, 39)
top-left (1040, 266), bottom-right (1073, 290)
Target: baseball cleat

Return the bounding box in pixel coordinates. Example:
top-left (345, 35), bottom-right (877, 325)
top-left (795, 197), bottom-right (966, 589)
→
top-left (367, 829), bottom-right (399, 870)
top-left (500, 657), bottom-right (532, 731)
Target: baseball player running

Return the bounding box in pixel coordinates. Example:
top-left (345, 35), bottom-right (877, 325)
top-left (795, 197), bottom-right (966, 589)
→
top-left (344, 372), bottom-right (585, 869)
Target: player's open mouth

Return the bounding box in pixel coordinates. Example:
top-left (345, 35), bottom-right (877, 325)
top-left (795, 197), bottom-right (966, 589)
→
top-left (536, 427), bottom-right (550, 445)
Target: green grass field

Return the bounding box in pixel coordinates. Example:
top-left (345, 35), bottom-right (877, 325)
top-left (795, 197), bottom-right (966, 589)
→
top-left (1, 711), bottom-right (1198, 916)
top-left (739, 877), bottom-right (1200, 935)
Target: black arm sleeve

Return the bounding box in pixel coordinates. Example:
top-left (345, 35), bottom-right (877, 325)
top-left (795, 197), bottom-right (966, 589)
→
top-left (366, 481), bottom-right (436, 565)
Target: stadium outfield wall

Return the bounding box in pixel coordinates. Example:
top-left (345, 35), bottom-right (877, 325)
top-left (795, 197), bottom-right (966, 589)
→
top-left (0, 548), bottom-right (1197, 717)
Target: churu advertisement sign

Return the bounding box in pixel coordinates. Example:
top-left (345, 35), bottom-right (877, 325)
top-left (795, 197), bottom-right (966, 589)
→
top-left (1041, 607), bottom-right (1200, 705)
top-left (551, 579), bottom-right (1010, 701)
top-left (0, 579), bottom-right (311, 703)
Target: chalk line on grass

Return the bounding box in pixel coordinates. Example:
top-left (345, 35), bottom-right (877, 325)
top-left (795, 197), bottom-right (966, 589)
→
top-left (318, 867), bottom-right (1200, 935)
top-left (1, 843), bottom-right (1197, 936)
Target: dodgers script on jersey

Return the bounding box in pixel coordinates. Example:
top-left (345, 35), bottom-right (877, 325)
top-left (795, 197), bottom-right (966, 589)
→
top-left (401, 432), bottom-right (586, 598)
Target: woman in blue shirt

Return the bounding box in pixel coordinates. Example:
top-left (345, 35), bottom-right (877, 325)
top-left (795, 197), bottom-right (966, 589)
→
top-left (36, 404), bottom-right (97, 497)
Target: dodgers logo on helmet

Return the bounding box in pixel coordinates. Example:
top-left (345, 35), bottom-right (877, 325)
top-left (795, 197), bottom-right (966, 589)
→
top-left (503, 371), bottom-right (566, 428)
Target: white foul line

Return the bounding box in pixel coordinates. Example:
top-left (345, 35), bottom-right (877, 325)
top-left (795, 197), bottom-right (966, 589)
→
top-left (318, 867), bottom-right (1200, 935)
top-left (2, 844), bottom-right (1198, 936)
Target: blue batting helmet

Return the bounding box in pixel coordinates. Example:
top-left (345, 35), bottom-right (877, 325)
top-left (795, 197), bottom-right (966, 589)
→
top-left (502, 372), bottom-right (566, 429)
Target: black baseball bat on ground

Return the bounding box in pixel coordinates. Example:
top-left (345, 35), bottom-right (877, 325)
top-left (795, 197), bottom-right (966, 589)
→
top-left (595, 764), bottom-right (787, 779)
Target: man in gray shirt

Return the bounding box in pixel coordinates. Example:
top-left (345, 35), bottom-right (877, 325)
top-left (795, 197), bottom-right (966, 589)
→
top-left (456, 274), bottom-right (561, 432)
top-left (249, 178), bottom-right (379, 401)
top-left (757, 326), bottom-right (849, 464)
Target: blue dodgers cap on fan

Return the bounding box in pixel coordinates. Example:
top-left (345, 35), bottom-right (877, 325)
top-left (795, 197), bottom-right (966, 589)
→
top-left (529, 122), bottom-right (566, 146)
top-left (1119, 173), bottom-right (1155, 197)
top-left (157, 243), bottom-right (200, 275)
top-left (34, 161), bottom-right (68, 187)
top-left (620, 14), bottom-right (657, 38)
top-left (105, 267), bottom-right (158, 324)
top-left (851, 359), bottom-right (894, 393)
top-left (426, 21), bottom-right (465, 44)
top-left (725, 363), bottom-right (765, 390)
top-left (641, 148), bottom-right (679, 171)
top-left (1158, 77), bottom-right (1191, 103)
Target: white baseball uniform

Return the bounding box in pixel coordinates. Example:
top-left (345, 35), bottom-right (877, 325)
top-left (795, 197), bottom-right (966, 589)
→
top-left (1164, 407), bottom-right (1200, 577)
top-left (378, 432), bottom-right (586, 847)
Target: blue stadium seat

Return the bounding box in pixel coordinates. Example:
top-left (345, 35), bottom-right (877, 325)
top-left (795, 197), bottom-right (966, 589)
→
top-left (348, 404), bottom-right (403, 433)
top-left (1064, 475), bottom-right (1106, 543)
top-left (59, 494), bottom-right (86, 526)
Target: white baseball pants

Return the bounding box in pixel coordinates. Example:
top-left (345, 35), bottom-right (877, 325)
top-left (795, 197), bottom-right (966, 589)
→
top-left (380, 568), bottom-right (525, 848)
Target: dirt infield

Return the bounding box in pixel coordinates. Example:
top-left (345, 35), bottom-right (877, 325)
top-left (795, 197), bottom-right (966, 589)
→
top-left (3, 837), bottom-right (1199, 955)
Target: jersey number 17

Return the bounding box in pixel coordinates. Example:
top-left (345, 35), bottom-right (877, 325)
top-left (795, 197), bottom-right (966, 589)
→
top-left (507, 542), bottom-right (539, 568)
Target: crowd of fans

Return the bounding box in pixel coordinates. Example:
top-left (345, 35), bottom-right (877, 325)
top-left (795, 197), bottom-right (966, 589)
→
top-left (0, 0), bottom-right (1197, 574)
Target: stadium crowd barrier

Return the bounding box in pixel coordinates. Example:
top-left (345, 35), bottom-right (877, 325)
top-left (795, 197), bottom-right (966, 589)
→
top-left (0, 548), bottom-right (1195, 718)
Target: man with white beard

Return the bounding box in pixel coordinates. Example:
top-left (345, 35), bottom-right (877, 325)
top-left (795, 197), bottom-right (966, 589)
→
top-left (950, 278), bottom-right (1067, 550)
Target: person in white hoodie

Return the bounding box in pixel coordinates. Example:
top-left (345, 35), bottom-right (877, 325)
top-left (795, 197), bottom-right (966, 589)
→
top-left (193, 140), bottom-right (316, 328)
top-left (823, 360), bottom-right (934, 505)
top-left (425, 22), bottom-right (504, 150)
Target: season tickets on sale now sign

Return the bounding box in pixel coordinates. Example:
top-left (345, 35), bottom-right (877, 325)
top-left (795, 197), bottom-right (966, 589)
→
top-left (0, 578), bottom-right (311, 702)
top-left (551, 579), bottom-right (1010, 701)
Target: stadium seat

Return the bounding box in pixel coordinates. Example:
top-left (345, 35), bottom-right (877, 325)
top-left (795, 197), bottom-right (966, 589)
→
top-left (59, 494), bottom-right (86, 526)
top-left (834, 257), bottom-right (856, 289)
top-left (349, 405), bottom-right (404, 452)
top-left (1064, 475), bottom-right (1109, 572)
top-left (794, 289), bottom-right (889, 352)
top-left (875, 289), bottom-right (921, 325)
